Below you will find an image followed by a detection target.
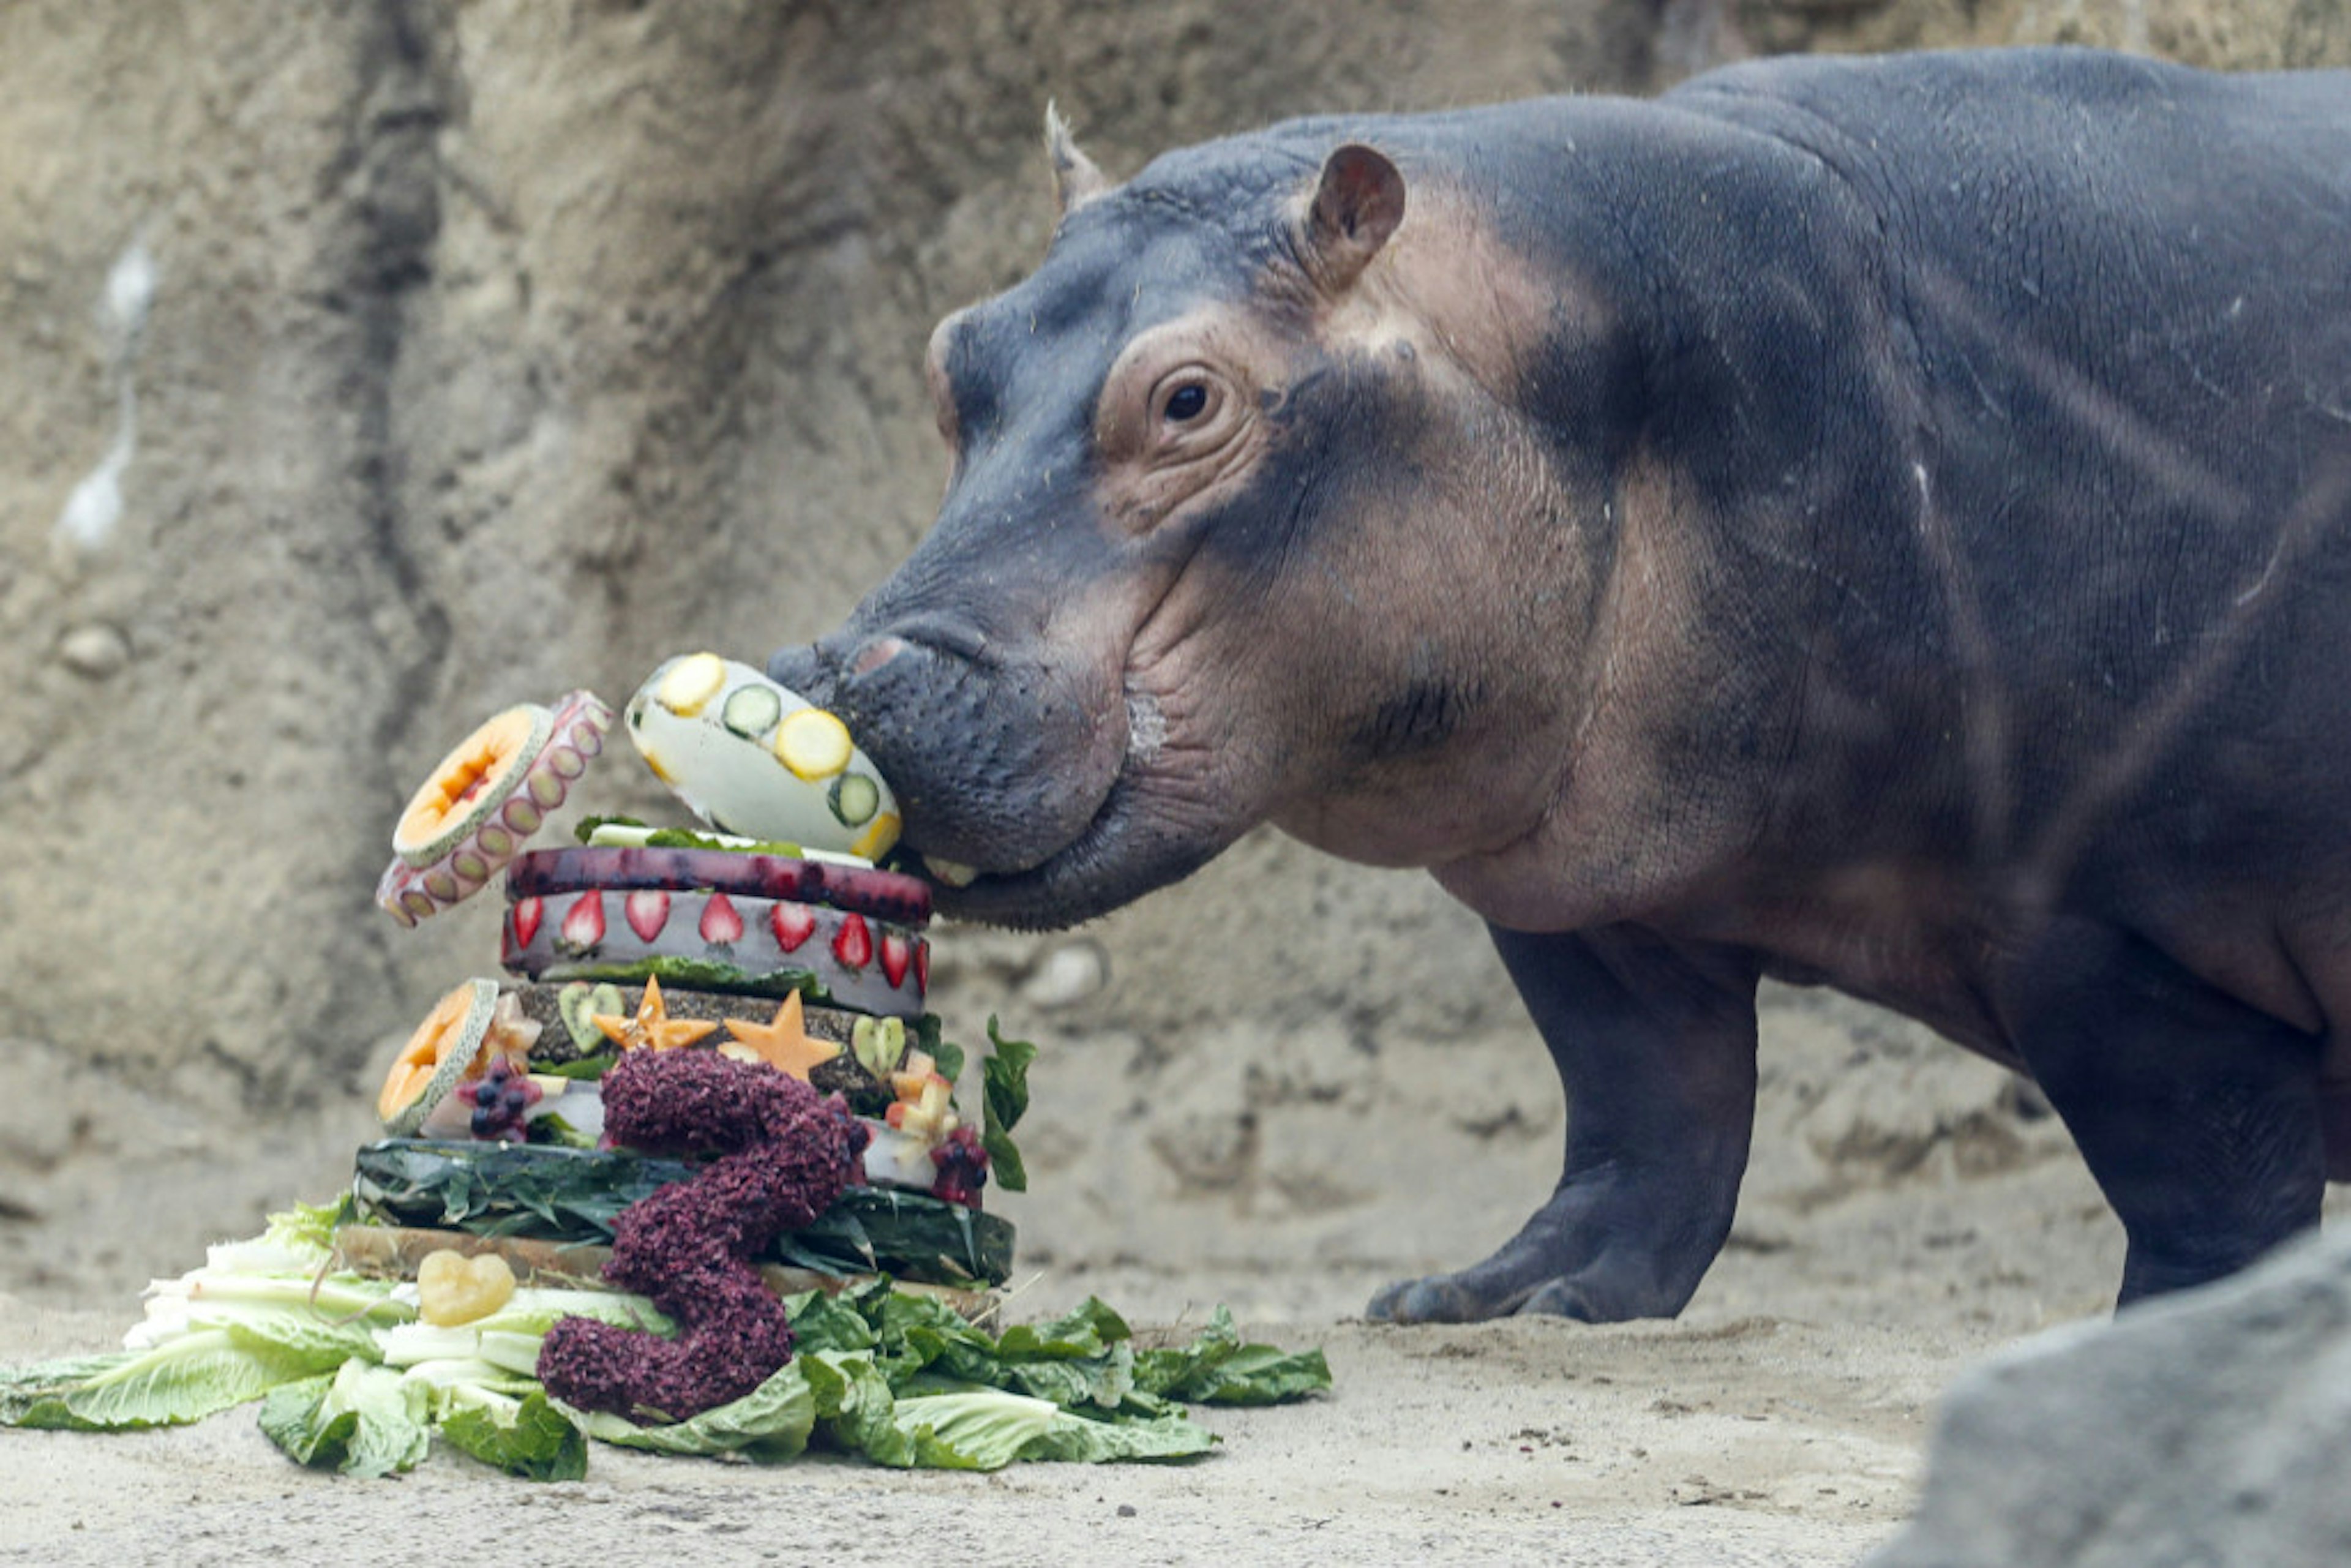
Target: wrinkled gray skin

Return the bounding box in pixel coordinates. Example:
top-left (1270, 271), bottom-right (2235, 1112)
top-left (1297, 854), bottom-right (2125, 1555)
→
top-left (770, 47), bottom-right (2351, 1323)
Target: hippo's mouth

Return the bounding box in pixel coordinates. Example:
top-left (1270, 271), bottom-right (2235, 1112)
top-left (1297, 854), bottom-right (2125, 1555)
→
top-left (903, 691), bottom-right (1232, 931)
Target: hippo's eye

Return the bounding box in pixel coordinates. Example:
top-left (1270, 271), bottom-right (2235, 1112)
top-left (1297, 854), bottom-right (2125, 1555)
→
top-left (1117, 362), bottom-right (1242, 478)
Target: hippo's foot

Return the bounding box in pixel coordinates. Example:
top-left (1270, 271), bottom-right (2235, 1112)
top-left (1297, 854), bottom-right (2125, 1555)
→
top-left (1367, 1266), bottom-right (1618, 1325)
top-left (1363, 1190), bottom-right (1721, 1324)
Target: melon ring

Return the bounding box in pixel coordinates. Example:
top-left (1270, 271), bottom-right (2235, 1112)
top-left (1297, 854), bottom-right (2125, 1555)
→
top-left (394, 703), bottom-right (556, 869)
top-left (375, 689), bottom-right (614, 925)
top-left (377, 977), bottom-right (501, 1135)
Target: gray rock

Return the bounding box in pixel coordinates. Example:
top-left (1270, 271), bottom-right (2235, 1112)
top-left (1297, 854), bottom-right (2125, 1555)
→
top-left (55, 623), bottom-right (127, 679)
top-left (1867, 1228), bottom-right (2351, 1568)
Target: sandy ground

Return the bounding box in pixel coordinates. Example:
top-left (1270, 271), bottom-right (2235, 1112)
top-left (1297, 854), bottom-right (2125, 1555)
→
top-left (0, 1164), bottom-right (2117, 1568)
top-left (12, 984), bottom-right (2342, 1566)
top-left (0, 1281), bottom-right (1973, 1568)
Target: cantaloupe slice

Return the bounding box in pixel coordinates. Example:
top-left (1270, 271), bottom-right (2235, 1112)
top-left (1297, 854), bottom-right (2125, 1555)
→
top-left (377, 978), bottom-right (501, 1134)
top-left (394, 704), bottom-right (554, 869)
top-left (375, 690), bottom-right (615, 925)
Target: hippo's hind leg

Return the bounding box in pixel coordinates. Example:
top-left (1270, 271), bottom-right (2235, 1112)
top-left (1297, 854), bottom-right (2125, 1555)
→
top-left (1999, 917), bottom-right (2327, 1306)
top-left (1368, 925), bottom-right (1761, 1324)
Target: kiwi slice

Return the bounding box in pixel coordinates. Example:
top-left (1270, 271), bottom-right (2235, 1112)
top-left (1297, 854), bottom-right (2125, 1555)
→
top-left (556, 981), bottom-right (626, 1054)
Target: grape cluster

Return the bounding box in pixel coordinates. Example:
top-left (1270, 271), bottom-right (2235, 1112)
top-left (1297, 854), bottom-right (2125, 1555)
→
top-left (930, 1125), bottom-right (990, 1208)
top-left (460, 1057), bottom-right (542, 1141)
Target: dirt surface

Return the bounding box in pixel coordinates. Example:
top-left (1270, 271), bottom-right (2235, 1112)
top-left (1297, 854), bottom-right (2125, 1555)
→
top-left (9, 982), bottom-right (2345, 1563)
top-left (0, 1264), bottom-right (2015, 1568)
top-left (0, 1308), bottom-right (1935, 1568)
top-left (0, 986), bottom-right (2169, 1567)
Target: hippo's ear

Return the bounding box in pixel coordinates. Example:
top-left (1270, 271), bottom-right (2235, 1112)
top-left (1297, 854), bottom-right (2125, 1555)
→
top-left (1302, 143), bottom-right (1406, 293)
top-left (1044, 101), bottom-right (1111, 216)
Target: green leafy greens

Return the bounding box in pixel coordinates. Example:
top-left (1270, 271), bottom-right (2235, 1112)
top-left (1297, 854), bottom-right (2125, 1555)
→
top-left (980, 1016), bottom-right (1038, 1192)
top-left (1, 1209), bottom-right (1328, 1482)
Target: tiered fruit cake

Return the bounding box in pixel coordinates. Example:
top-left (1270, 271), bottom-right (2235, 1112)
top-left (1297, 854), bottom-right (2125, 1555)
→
top-left (349, 653), bottom-right (1028, 1324)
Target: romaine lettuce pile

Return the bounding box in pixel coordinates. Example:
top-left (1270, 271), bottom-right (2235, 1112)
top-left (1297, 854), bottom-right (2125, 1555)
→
top-left (0, 1200), bottom-right (1328, 1480)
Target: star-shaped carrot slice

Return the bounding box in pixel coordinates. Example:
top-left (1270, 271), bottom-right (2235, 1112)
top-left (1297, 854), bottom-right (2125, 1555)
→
top-left (719, 991), bottom-right (841, 1081)
top-left (591, 975), bottom-right (719, 1053)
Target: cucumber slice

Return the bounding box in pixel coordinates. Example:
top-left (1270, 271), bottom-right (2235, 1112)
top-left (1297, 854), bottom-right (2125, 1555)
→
top-left (828, 772), bottom-right (880, 828)
top-left (721, 684), bottom-right (783, 739)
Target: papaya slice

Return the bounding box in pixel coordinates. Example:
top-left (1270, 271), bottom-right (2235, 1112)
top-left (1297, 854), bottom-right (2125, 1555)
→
top-left (377, 978), bottom-right (501, 1134)
top-left (394, 703), bottom-right (555, 869)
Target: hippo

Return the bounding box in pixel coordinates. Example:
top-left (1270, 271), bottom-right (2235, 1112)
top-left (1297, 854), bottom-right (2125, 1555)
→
top-left (767, 47), bottom-right (2351, 1322)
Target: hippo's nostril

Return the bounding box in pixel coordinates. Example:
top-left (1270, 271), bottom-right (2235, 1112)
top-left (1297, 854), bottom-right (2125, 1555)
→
top-left (850, 636), bottom-right (911, 678)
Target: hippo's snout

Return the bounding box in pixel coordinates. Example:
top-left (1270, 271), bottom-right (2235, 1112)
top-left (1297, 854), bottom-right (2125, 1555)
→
top-left (763, 638), bottom-right (842, 712)
top-left (767, 617), bottom-right (1126, 899)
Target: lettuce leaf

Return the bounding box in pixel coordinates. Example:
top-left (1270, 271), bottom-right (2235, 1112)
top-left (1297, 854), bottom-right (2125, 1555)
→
top-left (575, 816), bottom-right (808, 858)
top-left (1022, 1408), bottom-right (1218, 1463)
top-left (801, 1349), bottom-right (907, 1463)
top-left (878, 1386), bottom-right (1062, 1471)
top-left (436, 1386), bottom-right (587, 1482)
top-left (1132, 1306), bottom-right (1332, 1406)
top-left (0, 1354), bottom-right (139, 1426)
top-left (782, 1287), bottom-right (880, 1357)
top-left (981, 1018), bottom-right (1037, 1192)
top-left (903, 1297), bottom-right (1137, 1411)
top-left (563, 1361), bottom-right (817, 1460)
top-left (259, 1360), bottom-right (430, 1477)
top-left (2, 1327), bottom-right (359, 1431)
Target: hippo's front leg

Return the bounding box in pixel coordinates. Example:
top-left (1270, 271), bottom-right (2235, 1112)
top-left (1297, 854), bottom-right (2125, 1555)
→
top-left (1370, 926), bottom-right (1762, 1323)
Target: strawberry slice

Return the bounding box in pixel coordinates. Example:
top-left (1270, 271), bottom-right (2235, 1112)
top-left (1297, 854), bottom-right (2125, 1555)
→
top-left (879, 931), bottom-right (912, 988)
top-left (833, 911), bottom-right (872, 970)
top-left (700, 892), bottom-right (745, 945)
top-left (915, 943), bottom-right (929, 994)
top-left (771, 901), bottom-right (817, 953)
top-left (511, 895), bottom-right (544, 948)
top-left (560, 891), bottom-right (606, 952)
top-left (624, 890), bottom-right (670, 943)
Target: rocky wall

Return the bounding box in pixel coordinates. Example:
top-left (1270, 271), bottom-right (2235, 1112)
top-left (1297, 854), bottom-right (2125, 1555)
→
top-left (0, 0), bottom-right (2341, 1299)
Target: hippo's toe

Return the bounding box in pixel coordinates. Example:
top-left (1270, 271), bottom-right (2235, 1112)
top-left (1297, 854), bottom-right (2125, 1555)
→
top-left (1366, 1270), bottom-right (1564, 1324)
